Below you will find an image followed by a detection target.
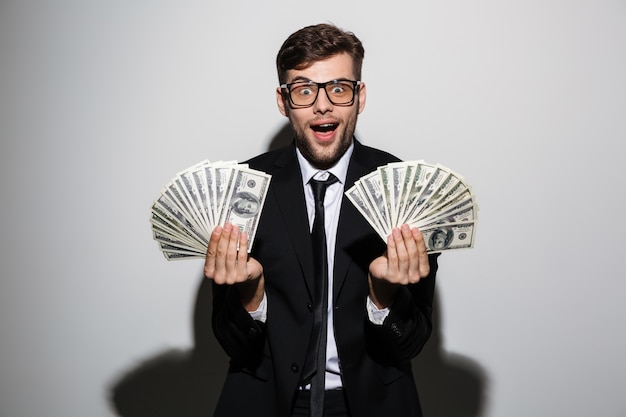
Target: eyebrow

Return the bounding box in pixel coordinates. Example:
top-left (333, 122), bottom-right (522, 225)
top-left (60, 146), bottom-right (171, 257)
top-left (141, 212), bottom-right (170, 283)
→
top-left (286, 77), bottom-right (354, 84)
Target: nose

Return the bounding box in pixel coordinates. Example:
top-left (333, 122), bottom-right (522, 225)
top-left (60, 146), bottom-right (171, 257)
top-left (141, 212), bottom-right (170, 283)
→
top-left (312, 88), bottom-right (334, 113)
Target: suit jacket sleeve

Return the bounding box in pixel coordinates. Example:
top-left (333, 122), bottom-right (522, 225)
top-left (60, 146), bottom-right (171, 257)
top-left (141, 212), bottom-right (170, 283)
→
top-left (364, 253), bottom-right (439, 367)
top-left (211, 282), bottom-right (267, 368)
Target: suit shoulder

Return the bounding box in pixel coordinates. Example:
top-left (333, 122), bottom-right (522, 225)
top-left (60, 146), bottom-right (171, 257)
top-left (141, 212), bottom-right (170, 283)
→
top-left (244, 145), bottom-right (294, 173)
top-left (354, 141), bottom-right (402, 165)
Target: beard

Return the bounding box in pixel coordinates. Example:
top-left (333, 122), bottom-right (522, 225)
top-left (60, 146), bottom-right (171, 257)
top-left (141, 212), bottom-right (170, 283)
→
top-left (291, 114), bottom-right (358, 170)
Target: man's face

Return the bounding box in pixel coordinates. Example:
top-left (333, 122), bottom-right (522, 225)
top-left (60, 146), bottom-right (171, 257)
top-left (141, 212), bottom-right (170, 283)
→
top-left (276, 53), bottom-right (366, 169)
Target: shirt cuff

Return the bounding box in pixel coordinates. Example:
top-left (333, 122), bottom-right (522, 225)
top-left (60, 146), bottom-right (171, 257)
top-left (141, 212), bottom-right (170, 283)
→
top-left (248, 291), bottom-right (267, 322)
top-left (366, 295), bottom-right (390, 325)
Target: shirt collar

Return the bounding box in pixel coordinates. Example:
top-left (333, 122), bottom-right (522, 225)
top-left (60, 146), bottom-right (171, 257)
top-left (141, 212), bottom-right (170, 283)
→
top-left (296, 142), bottom-right (354, 186)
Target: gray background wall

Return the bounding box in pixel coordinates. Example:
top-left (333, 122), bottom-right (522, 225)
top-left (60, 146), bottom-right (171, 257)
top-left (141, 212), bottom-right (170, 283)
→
top-left (1, 1), bottom-right (625, 416)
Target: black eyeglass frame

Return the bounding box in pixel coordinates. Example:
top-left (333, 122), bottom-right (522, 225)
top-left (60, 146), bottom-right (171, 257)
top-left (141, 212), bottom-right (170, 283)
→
top-left (280, 80), bottom-right (362, 108)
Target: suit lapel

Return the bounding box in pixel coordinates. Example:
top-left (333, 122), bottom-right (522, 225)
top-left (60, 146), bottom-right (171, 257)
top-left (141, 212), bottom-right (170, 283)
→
top-left (270, 147), bottom-right (316, 298)
top-left (268, 141), bottom-right (392, 302)
top-left (333, 141), bottom-right (382, 302)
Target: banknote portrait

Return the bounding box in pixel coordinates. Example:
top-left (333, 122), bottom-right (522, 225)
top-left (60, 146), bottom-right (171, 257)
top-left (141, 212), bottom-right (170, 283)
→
top-left (429, 228), bottom-right (453, 250)
top-left (231, 191), bottom-right (261, 217)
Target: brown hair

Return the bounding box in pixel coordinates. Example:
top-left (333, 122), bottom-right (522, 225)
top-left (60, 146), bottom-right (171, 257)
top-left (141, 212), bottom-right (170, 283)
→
top-left (276, 23), bottom-right (365, 84)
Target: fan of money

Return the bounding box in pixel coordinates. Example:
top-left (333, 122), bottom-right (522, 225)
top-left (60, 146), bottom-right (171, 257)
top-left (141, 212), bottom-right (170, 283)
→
top-left (345, 160), bottom-right (478, 253)
top-left (150, 160), bottom-right (271, 261)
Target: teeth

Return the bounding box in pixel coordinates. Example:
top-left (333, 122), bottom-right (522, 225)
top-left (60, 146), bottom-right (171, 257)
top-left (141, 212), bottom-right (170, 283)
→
top-left (312, 123), bottom-right (337, 132)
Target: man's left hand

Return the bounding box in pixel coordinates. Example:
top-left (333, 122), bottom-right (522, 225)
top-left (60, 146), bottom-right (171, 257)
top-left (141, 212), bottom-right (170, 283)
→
top-left (368, 224), bottom-right (430, 309)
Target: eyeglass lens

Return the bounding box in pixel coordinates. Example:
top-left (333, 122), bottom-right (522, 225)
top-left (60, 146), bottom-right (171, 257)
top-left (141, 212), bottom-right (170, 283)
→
top-left (289, 81), bottom-right (356, 106)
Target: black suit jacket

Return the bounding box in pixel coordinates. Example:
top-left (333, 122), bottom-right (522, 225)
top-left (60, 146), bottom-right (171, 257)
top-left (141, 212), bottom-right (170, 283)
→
top-left (212, 140), bottom-right (438, 417)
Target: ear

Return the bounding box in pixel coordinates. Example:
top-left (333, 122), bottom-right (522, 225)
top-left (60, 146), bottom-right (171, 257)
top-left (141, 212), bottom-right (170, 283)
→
top-left (276, 87), bottom-right (288, 117)
top-left (357, 82), bottom-right (367, 114)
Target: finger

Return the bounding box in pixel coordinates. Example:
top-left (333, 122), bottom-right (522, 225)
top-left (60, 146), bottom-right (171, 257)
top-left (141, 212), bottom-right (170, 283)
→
top-left (385, 228), bottom-right (407, 282)
top-left (204, 225), bottom-right (223, 279)
top-left (214, 223), bottom-right (234, 283)
top-left (386, 230), bottom-right (399, 276)
top-left (399, 224), bottom-right (421, 279)
top-left (402, 224), bottom-right (419, 255)
top-left (412, 227), bottom-right (431, 279)
top-left (206, 225), bottom-right (223, 260)
top-left (394, 226), bottom-right (411, 274)
top-left (237, 231), bottom-right (250, 278)
top-left (225, 224), bottom-right (241, 284)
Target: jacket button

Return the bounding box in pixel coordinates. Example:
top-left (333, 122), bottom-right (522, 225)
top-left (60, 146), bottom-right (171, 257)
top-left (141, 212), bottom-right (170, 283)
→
top-left (390, 323), bottom-right (403, 338)
top-left (307, 303), bottom-right (313, 312)
top-left (291, 363), bottom-right (299, 372)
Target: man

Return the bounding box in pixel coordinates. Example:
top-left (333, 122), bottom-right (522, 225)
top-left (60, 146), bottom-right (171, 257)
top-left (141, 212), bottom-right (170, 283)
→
top-left (204, 23), bottom-right (439, 417)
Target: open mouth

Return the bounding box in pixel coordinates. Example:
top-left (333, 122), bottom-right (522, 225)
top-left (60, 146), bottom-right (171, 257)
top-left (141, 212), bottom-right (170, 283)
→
top-left (311, 123), bottom-right (338, 133)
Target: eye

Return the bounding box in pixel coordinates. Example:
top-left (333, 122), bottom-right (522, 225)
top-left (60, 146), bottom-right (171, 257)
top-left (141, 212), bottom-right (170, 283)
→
top-left (330, 85), bottom-right (345, 94)
top-left (328, 82), bottom-right (354, 98)
top-left (292, 83), bottom-right (316, 96)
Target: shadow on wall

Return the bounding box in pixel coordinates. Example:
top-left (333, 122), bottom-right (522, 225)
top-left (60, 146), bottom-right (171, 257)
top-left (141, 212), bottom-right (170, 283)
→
top-left (413, 295), bottom-right (488, 417)
top-left (109, 123), bottom-right (488, 416)
top-left (109, 276), bottom-right (226, 416)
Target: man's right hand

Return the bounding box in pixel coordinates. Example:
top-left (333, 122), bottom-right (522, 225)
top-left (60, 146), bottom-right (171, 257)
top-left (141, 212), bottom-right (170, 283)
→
top-left (204, 222), bottom-right (264, 310)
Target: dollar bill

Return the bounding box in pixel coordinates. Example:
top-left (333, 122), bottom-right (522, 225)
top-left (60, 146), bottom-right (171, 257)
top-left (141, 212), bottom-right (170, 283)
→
top-left (421, 221), bottom-right (477, 253)
top-left (151, 196), bottom-right (208, 247)
top-left (150, 160), bottom-right (272, 260)
top-left (213, 164), bottom-right (236, 224)
top-left (360, 170), bottom-right (391, 233)
top-left (162, 249), bottom-right (205, 261)
top-left (220, 167), bottom-right (271, 252)
top-left (347, 160), bottom-right (478, 253)
top-left (381, 161), bottom-right (409, 228)
top-left (411, 196), bottom-right (477, 229)
top-left (345, 183), bottom-right (386, 240)
top-left (397, 161), bottom-right (437, 225)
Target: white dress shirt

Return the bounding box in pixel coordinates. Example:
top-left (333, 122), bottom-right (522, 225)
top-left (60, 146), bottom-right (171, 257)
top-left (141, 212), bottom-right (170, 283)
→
top-left (249, 142), bottom-right (389, 390)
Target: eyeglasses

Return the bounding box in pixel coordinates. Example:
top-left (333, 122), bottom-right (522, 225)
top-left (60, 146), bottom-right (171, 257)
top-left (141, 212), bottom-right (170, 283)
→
top-left (280, 80), bottom-right (361, 108)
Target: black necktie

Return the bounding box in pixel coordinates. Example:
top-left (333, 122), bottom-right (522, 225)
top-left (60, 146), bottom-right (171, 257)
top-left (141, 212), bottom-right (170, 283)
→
top-left (303, 173), bottom-right (338, 417)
